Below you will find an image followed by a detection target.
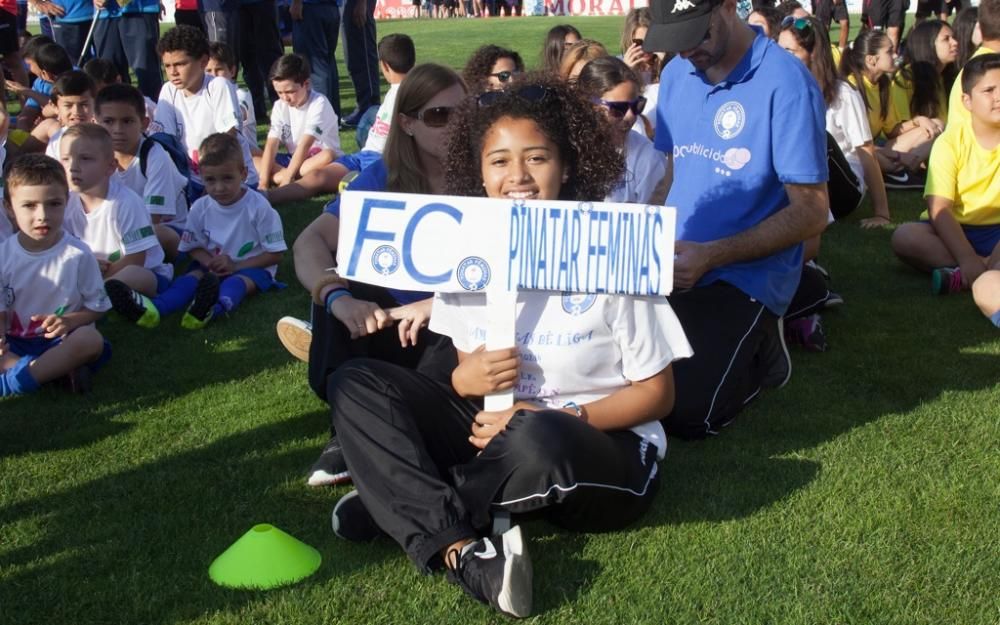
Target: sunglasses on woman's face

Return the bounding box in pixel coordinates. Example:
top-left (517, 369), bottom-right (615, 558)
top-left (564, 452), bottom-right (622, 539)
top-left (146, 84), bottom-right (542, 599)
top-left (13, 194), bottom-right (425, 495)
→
top-left (489, 70), bottom-right (519, 83)
top-left (781, 16), bottom-right (812, 32)
top-left (632, 38), bottom-right (644, 47)
top-left (477, 84), bottom-right (552, 107)
top-left (410, 105), bottom-right (453, 128)
top-left (596, 95), bottom-right (647, 119)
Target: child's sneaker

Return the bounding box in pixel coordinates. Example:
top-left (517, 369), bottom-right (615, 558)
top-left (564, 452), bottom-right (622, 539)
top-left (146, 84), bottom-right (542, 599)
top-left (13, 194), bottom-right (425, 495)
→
top-left (785, 314), bottom-right (828, 352)
top-left (181, 273), bottom-right (221, 330)
top-left (307, 436), bottom-right (351, 486)
top-left (931, 267), bottom-right (963, 295)
top-left (276, 316), bottom-right (312, 363)
top-left (447, 526), bottom-right (533, 618)
top-left (105, 279), bottom-right (160, 328)
top-left (331, 490), bottom-right (383, 542)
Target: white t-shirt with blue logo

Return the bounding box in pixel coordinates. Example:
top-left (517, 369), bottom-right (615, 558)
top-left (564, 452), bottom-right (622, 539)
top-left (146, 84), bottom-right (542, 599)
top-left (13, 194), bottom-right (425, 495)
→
top-left (655, 29), bottom-right (828, 315)
top-left (430, 291), bottom-right (693, 459)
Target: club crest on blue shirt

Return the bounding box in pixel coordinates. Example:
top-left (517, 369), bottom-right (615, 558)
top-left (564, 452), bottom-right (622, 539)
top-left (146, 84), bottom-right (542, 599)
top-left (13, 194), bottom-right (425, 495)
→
top-left (561, 293), bottom-right (596, 315)
top-left (714, 102), bottom-right (746, 140)
top-left (457, 256), bottom-right (491, 291)
top-left (371, 245), bottom-right (400, 275)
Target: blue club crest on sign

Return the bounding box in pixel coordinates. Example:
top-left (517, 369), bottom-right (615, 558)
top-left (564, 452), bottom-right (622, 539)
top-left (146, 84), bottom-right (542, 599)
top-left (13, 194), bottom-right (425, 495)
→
top-left (457, 256), bottom-right (491, 291)
top-left (371, 245), bottom-right (400, 275)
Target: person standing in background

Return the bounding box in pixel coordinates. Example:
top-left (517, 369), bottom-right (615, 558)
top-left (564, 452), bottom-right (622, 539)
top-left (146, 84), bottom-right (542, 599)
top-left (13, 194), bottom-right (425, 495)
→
top-left (238, 0), bottom-right (284, 119)
top-left (93, 0), bottom-right (163, 101)
top-left (339, 0), bottom-right (379, 128)
top-left (291, 0), bottom-right (341, 116)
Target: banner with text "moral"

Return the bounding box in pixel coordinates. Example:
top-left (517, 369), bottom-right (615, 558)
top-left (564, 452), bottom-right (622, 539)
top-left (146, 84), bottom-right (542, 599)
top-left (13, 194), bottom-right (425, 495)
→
top-left (336, 191), bottom-right (676, 296)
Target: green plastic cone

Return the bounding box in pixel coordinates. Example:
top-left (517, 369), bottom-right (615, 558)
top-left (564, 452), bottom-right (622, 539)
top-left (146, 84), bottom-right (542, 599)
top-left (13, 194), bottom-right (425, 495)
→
top-left (209, 524), bottom-right (321, 589)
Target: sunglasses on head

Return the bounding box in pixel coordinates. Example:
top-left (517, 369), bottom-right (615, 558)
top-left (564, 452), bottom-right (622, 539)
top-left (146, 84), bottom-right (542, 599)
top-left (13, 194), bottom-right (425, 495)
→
top-left (595, 95), bottom-right (647, 119)
top-left (477, 84), bottom-right (552, 107)
top-left (489, 70), bottom-right (519, 83)
top-left (409, 105), bottom-right (453, 128)
top-left (781, 16), bottom-right (812, 31)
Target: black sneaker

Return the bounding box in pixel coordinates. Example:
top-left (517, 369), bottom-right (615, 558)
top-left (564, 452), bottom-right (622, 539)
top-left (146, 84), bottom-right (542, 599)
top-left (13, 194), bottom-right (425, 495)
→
top-left (331, 490), bottom-right (383, 542)
top-left (759, 315), bottom-right (792, 388)
top-left (185, 272), bottom-right (220, 323)
top-left (447, 525), bottom-right (532, 618)
top-left (307, 436), bottom-right (352, 486)
top-left (883, 169), bottom-right (926, 190)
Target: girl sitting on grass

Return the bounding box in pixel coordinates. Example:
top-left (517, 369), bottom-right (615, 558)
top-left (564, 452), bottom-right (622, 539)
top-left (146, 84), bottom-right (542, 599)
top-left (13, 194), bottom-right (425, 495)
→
top-left (323, 73), bottom-right (692, 618)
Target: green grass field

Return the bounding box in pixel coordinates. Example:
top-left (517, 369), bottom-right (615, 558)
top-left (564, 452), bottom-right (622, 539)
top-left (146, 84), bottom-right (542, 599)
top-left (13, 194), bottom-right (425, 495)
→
top-left (2, 16), bottom-right (999, 625)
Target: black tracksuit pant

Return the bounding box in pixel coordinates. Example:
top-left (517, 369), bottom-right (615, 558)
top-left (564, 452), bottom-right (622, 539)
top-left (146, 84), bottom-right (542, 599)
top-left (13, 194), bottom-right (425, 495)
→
top-left (327, 358), bottom-right (661, 572)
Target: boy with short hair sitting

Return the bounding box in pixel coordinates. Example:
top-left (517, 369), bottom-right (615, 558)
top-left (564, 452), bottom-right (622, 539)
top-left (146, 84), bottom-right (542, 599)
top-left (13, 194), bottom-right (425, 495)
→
top-left (60, 123), bottom-right (172, 299)
top-left (255, 53), bottom-right (340, 190)
top-left (106, 133), bottom-right (286, 330)
top-left (1, 154), bottom-right (112, 397)
top-left (265, 34), bottom-right (413, 205)
top-left (95, 83), bottom-right (190, 260)
top-left (205, 42), bottom-right (259, 154)
top-left (152, 25), bottom-right (259, 187)
top-left (891, 53), bottom-right (1000, 327)
top-left (22, 70), bottom-right (97, 157)
top-left (84, 57), bottom-right (158, 124)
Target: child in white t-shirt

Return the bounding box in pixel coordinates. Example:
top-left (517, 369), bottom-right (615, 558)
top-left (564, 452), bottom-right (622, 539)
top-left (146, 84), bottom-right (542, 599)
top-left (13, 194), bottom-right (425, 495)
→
top-left (96, 84), bottom-right (190, 261)
top-left (152, 25), bottom-right (260, 188)
top-left (263, 34), bottom-right (415, 205)
top-left (256, 53), bottom-right (340, 190)
top-left (1, 154), bottom-right (112, 397)
top-left (28, 71), bottom-right (96, 160)
top-left (575, 57), bottom-right (668, 205)
top-left (106, 133), bottom-right (286, 330)
top-left (206, 42), bottom-right (260, 155)
top-left (60, 124), bottom-right (172, 302)
top-left (323, 76), bottom-right (691, 618)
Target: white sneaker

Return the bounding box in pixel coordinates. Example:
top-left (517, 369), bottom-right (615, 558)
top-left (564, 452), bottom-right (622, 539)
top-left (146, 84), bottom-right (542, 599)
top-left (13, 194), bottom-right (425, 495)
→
top-left (276, 316), bottom-right (312, 363)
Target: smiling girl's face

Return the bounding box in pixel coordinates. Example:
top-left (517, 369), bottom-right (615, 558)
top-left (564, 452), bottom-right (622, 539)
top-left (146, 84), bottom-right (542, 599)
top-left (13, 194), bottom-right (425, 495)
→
top-left (479, 116), bottom-right (567, 202)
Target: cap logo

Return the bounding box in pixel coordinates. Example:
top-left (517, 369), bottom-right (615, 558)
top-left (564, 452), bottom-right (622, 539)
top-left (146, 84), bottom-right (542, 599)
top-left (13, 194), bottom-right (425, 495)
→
top-left (672, 0), bottom-right (696, 12)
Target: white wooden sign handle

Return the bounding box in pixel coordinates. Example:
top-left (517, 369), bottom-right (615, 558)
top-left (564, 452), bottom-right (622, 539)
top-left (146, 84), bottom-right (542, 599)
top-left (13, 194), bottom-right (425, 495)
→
top-left (483, 290), bottom-right (517, 412)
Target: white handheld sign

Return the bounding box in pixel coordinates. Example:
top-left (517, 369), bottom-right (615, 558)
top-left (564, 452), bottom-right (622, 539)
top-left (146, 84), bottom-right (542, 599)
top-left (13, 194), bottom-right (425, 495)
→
top-left (336, 191), bottom-right (676, 409)
top-left (337, 191), bottom-right (675, 297)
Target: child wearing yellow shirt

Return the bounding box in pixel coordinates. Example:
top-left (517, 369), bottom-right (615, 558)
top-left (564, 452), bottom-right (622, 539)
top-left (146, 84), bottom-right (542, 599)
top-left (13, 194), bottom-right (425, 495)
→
top-left (891, 54), bottom-right (1000, 327)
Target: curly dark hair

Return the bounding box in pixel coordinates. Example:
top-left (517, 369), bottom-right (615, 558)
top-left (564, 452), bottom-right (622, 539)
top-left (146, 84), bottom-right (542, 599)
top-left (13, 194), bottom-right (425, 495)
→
top-left (157, 25), bottom-right (210, 59)
top-left (445, 72), bottom-right (624, 202)
top-left (462, 45), bottom-right (525, 95)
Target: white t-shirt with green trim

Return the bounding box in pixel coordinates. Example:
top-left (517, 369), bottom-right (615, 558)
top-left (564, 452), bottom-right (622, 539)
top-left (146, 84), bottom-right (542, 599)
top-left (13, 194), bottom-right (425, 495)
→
top-left (179, 188), bottom-right (287, 278)
top-left (64, 179), bottom-right (171, 279)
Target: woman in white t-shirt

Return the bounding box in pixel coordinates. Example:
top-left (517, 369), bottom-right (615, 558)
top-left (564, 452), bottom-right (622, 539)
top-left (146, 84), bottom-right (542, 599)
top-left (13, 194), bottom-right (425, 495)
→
top-left (324, 75), bottom-right (691, 618)
top-left (575, 56), bottom-right (668, 206)
top-left (779, 16), bottom-right (891, 228)
top-left (619, 7), bottom-right (668, 139)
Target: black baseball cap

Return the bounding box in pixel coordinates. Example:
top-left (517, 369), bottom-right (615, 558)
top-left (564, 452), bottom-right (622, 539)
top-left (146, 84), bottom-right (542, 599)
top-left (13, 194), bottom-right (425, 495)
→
top-left (643, 0), bottom-right (721, 54)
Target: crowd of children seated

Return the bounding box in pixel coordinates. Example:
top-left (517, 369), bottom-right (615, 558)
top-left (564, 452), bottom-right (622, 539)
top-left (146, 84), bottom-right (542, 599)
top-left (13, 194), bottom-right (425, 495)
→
top-left (2, 0), bottom-right (999, 617)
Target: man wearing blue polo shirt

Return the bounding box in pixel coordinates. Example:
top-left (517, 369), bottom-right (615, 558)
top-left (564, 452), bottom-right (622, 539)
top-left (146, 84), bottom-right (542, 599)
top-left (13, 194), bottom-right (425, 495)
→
top-left (644, 0), bottom-right (830, 439)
